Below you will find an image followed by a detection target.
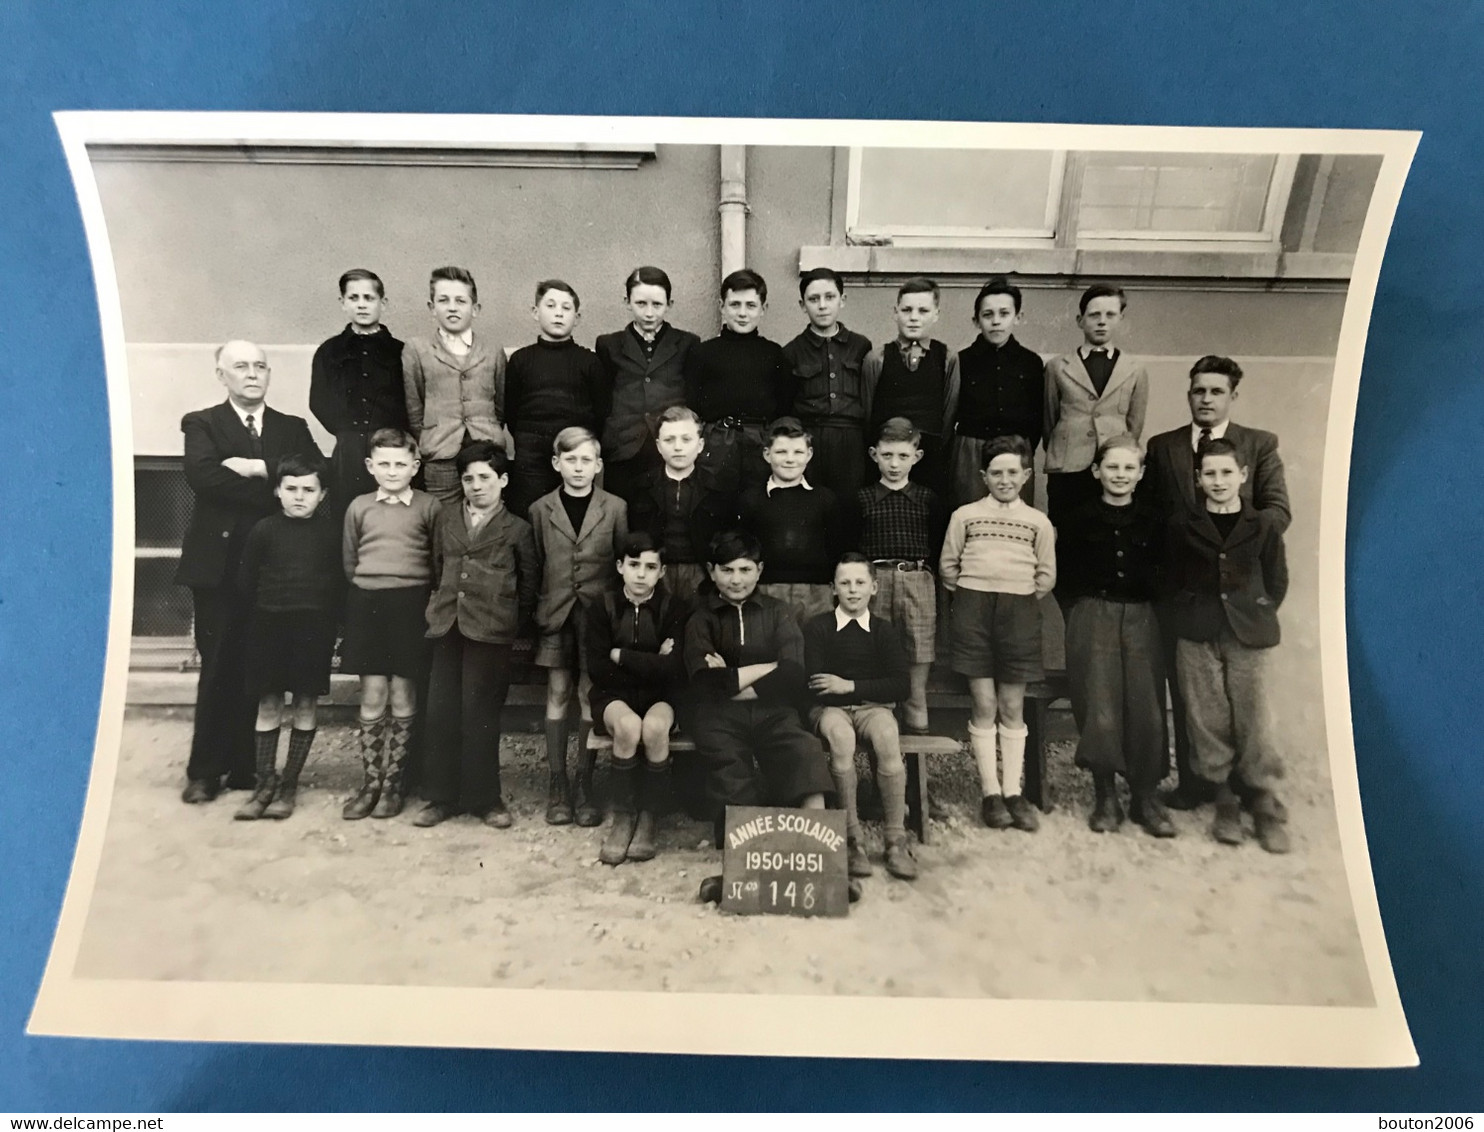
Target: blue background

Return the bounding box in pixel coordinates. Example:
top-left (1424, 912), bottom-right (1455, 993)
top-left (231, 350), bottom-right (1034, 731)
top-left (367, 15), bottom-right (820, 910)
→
top-left (2, 0), bottom-right (1480, 1111)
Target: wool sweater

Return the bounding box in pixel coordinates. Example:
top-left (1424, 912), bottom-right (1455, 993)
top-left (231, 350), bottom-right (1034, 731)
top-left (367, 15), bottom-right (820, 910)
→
top-left (501, 336), bottom-right (608, 436)
top-left (683, 327), bottom-right (796, 423)
top-left (738, 481), bottom-right (843, 584)
top-left (342, 490), bottom-right (440, 589)
top-left (237, 510), bottom-right (345, 612)
top-left (802, 611), bottom-right (911, 707)
top-left (939, 496), bottom-right (1055, 596)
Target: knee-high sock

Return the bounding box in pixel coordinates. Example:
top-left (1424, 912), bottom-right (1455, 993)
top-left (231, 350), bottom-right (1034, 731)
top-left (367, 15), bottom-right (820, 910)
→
top-left (281, 727), bottom-right (315, 789)
top-left (968, 721), bottom-right (1000, 797)
top-left (253, 727), bottom-right (281, 786)
top-left (831, 757), bottom-right (861, 839)
top-left (999, 722), bottom-right (1028, 798)
top-left (877, 767), bottom-right (908, 837)
top-left (357, 714), bottom-right (387, 787)
top-left (385, 714), bottom-right (414, 793)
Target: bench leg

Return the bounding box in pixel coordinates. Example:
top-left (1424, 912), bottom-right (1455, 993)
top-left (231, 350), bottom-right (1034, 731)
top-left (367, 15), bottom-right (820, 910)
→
top-left (1025, 698), bottom-right (1053, 813)
top-left (905, 750), bottom-right (930, 845)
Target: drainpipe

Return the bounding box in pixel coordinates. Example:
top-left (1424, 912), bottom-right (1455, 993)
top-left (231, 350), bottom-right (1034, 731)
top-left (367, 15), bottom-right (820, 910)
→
top-left (719, 145), bottom-right (748, 279)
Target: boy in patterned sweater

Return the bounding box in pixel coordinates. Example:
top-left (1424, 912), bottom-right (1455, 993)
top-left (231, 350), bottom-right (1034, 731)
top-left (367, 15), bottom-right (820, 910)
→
top-left (940, 434), bottom-right (1055, 832)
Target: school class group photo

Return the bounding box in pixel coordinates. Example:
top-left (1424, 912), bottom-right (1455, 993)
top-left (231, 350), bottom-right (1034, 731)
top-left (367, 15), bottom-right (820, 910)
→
top-left (180, 254), bottom-right (1296, 898)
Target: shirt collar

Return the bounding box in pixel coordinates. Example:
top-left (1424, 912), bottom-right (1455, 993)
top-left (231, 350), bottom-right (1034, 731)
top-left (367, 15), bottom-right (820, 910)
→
top-left (1191, 419), bottom-right (1231, 449)
top-left (663, 464), bottom-right (695, 483)
top-left (806, 322), bottom-right (845, 342)
top-left (376, 487), bottom-right (414, 506)
top-left (835, 606), bottom-right (871, 632)
top-left (1207, 500), bottom-right (1242, 516)
top-left (765, 476), bottom-right (812, 495)
top-left (465, 500), bottom-right (501, 526)
top-left (874, 478), bottom-right (913, 494)
top-left (630, 322), bottom-right (666, 345)
top-left (438, 326), bottom-right (474, 349)
top-left (227, 399), bottom-right (264, 430)
top-left (1079, 344), bottom-right (1117, 360)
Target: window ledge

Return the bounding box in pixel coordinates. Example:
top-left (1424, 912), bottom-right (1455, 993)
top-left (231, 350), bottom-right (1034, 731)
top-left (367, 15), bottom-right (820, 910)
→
top-left (86, 141), bottom-right (658, 170)
top-left (799, 245), bottom-right (1353, 283)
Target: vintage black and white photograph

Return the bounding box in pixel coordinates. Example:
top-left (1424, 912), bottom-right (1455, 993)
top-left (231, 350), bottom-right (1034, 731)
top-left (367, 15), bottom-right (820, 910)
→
top-left (29, 113), bottom-right (1416, 1065)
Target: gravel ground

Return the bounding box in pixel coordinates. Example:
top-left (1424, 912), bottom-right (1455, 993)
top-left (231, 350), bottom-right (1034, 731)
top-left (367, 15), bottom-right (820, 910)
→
top-left (71, 709), bottom-right (1373, 1006)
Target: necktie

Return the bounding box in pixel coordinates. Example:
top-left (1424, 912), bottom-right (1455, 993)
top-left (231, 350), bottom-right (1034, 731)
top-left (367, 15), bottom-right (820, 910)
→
top-left (1199, 427), bottom-right (1212, 447)
top-left (245, 413), bottom-right (262, 457)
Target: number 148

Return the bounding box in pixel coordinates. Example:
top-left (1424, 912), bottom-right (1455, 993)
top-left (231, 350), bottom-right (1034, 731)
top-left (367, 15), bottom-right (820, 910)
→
top-left (768, 880), bottom-right (816, 910)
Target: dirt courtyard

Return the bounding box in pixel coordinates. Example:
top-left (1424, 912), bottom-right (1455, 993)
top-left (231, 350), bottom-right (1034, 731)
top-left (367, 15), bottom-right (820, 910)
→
top-left (69, 707), bottom-right (1372, 1007)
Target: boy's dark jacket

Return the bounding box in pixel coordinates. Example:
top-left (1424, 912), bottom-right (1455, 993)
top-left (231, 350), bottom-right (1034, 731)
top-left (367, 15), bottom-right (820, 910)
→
top-left (1164, 502), bottom-right (1288, 649)
top-left (582, 585), bottom-right (692, 698)
top-left (426, 504), bottom-right (539, 643)
top-left (175, 401), bottom-right (319, 589)
top-left (626, 465), bottom-right (738, 562)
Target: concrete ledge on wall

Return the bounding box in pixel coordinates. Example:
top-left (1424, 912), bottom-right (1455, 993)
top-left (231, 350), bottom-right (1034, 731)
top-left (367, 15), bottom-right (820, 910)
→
top-left (87, 142), bottom-right (658, 169)
top-left (799, 244), bottom-right (1352, 288)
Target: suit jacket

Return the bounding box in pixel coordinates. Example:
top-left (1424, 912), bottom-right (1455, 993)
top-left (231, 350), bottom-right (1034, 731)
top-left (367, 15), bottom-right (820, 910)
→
top-left (594, 324), bottom-right (700, 463)
top-left (175, 401), bottom-right (319, 590)
top-left (1164, 503), bottom-right (1288, 649)
top-left (527, 488), bottom-right (630, 632)
top-left (402, 333), bottom-right (507, 460)
top-left (1141, 422), bottom-right (1292, 533)
top-left (425, 504), bottom-right (539, 644)
top-left (1042, 350), bottom-right (1149, 472)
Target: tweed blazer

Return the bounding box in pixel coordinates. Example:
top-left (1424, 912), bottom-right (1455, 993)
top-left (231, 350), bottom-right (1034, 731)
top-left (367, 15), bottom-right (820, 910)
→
top-left (1042, 350), bottom-right (1149, 473)
top-left (402, 332), bottom-right (507, 460)
top-left (175, 400), bottom-right (319, 590)
top-left (425, 504), bottom-right (539, 644)
top-left (1164, 503), bottom-right (1288, 649)
top-left (527, 488), bottom-right (630, 632)
top-left (1141, 421), bottom-right (1292, 533)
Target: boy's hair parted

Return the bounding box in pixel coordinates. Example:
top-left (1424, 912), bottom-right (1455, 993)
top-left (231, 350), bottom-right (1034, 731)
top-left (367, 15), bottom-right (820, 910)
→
top-left (535, 278), bottom-right (581, 310)
top-left (1094, 434), bottom-right (1145, 466)
top-left (974, 275), bottom-right (1022, 316)
top-left (625, 265), bottom-right (673, 299)
top-left (1190, 354), bottom-right (1245, 391)
top-left (895, 276), bottom-right (941, 305)
top-left (981, 433), bottom-right (1034, 471)
top-left (873, 416), bottom-right (923, 448)
top-left (429, 265), bottom-right (478, 303)
top-left (706, 528), bottom-right (764, 567)
top-left (368, 427), bottom-right (418, 456)
top-left (766, 416), bottom-right (811, 446)
top-left (655, 403), bottom-right (704, 429)
top-left (1196, 435), bottom-right (1245, 471)
top-left (338, 268), bottom-right (385, 299)
top-left (618, 529), bottom-right (666, 563)
top-left (1078, 282), bottom-right (1128, 314)
top-left (273, 452), bottom-right (328, 487)
top-left (455, 438), bottom-right (508, 477)
top-left (719, 268), bottom-right (768, 304)
top-left (552, 425), bottom-right (601, 457)
top-left (797, 267), bottom-right (845, 298)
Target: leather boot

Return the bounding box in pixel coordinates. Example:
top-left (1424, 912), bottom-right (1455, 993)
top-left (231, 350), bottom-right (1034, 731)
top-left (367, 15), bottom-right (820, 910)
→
top-left (599, 756), bottom-right (637, 865)
top-left (1088, 771), bottom-right (1123, 833)
top-left (626, 760), bottom-right (666, 862)
top-left (573, 725), bottom-right (601, 827)
top-left (265, 727), bottom-right (315, 820)
top-left (372, 715), bottom-right (412, 818)
top-left (343, 715), bottom-right (385, 820)
top-left (234, 728), bottom-right (281, 821)
top-left (544, 718), bottom-right (572, 824)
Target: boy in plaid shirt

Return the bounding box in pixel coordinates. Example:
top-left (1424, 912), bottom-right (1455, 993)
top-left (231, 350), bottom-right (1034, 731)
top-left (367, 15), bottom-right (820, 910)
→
top-left (851, 417), bottom-right (947, 733)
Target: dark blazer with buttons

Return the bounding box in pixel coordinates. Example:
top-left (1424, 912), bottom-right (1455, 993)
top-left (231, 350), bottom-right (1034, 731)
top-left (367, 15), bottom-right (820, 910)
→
top-left (1141, 421), bottom-right (1292, 533)
top-left (594, 324), bottom-right (700, 464)
top-left (527, 488), bottom-right (630, 633)
top-left (1164, 503), bottom-right (1288, 649)
top-left (425, 504), bottom-right (539, 644)
top-left (175, 400), bottom-right (319, 590)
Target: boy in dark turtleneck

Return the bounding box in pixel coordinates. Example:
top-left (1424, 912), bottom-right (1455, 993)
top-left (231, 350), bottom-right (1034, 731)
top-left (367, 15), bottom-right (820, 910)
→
top-left (502, 279), bottom-right (608, 518)
top-left (683, 268), bottom-right (797, 494)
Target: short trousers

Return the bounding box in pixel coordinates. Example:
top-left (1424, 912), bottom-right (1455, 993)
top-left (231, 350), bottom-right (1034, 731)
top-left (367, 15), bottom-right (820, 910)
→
top-left (868, 564), bottom-right (937, 664)
top-left (591, 689), bottom-right (677, 737)
top-left (947, 587), bottom-right (1044, 683)
top-left (339, 584), bottom-right (433, 678)
top-left (534, 611), bottom-right (587, 670)
top-left (756, 581), bottom-right (834, 625)
top-left (243, 607), bottom-right (336, 696)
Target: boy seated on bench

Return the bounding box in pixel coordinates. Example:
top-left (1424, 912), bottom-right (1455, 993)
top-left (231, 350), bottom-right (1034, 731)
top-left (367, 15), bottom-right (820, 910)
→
top-left (803, 552), bottom-right (918, 881)
top-left (684, 529), bottom-right (836, 850)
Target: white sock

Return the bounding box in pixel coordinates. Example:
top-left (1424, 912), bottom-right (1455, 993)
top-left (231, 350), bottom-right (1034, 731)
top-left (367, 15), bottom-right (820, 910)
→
top-left (968, 722), bottom-right (1001, 797)
top-left (999, 722), bottom-right (1028, 798)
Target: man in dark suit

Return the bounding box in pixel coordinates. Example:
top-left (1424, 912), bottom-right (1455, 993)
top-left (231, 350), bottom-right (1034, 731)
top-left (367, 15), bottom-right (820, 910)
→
top-left (175, 340), bottom-right (319, 803)
top-left (1140, 354), bottom-right (1290, 810)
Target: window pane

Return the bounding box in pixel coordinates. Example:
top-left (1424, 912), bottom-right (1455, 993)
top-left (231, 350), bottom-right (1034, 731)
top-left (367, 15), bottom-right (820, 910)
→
top-left (855, 148), bottom-right (1058, 233)
top-left (1079, 152), bottom-right (1276, 235)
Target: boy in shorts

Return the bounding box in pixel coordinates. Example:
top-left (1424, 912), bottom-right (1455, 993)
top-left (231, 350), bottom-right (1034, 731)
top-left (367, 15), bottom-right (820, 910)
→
top-left (940, 434), bottom-right (1055, 831)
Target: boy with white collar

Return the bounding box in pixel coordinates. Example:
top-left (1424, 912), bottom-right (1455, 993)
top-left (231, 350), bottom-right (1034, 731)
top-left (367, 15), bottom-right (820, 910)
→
top-left (737, 416), bottom-right (844, 624)
top-left (803, 553), bottom-right (917, 880)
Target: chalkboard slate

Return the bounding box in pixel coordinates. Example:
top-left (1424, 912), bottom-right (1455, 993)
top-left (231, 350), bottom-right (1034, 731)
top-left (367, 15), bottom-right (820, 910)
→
top-left (720, 805), bottom-right (850, 918)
